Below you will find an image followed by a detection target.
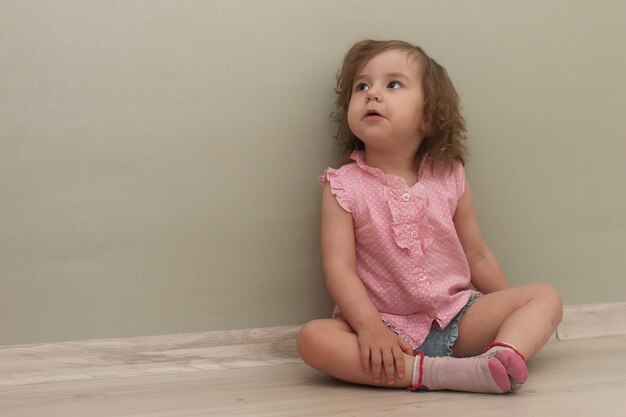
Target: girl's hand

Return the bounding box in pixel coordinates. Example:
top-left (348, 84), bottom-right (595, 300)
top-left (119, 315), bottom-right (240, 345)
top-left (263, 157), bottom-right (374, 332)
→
top-left (357, 325), bottom-right (414, 385)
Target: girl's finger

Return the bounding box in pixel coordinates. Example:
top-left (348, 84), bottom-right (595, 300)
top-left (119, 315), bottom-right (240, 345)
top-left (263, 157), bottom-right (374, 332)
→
top-left (360, 347), bottom-right (371, 373)
top-left (392, 345), bottom-right (405, 380)
top-left (370, 350), bottom-right (382, 383)
top-left (382, 349), bottom-right (396, 384)
top-left (399, 339), bottom-right (414, 355)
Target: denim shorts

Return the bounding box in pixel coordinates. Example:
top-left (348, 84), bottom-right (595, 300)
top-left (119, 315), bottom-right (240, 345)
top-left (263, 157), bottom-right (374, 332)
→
top-left (414, 294), bottom-right (480, 357)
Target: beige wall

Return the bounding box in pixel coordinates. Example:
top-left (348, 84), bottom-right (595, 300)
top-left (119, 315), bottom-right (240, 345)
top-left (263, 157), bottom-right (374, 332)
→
top-left (1, 0), bottom-right (625, 345)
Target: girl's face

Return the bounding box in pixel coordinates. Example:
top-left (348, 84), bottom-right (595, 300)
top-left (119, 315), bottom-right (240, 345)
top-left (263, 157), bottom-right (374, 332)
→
top-left (347, 49), bottom-right (428, 155)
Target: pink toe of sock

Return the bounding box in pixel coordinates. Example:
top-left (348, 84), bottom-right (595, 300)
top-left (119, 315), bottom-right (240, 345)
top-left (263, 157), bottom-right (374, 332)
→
top-left (487, 357), bottom-right (511, 392)
top-left (494, 350), bottom-right (528, 384)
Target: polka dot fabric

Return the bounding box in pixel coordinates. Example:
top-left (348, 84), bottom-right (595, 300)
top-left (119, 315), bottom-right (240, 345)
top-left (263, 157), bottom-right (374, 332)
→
top-left (320, 151), bottom-right (479, 349)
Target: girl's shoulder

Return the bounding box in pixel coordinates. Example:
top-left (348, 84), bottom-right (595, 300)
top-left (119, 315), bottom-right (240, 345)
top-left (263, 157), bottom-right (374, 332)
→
top-left (319, 162), bottom-right (360, 214)
top-left (319, 161), bottom-right (362, 191)
top-left (319, 157), bottom-right (365, 187)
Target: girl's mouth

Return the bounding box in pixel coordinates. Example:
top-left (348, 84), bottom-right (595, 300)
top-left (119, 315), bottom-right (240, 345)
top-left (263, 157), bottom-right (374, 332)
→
top-left (365, 110), bottom-right (383, 118)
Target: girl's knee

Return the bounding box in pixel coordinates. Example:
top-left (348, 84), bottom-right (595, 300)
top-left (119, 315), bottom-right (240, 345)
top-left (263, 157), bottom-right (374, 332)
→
top-left (296, 321), bottom-right (315, 353)
top-left (297, 319), bottom-right (351, 369)
top-left (296, 320), bottom-right (330, 365)
top-left (530, 282), bottom-right (563, 323)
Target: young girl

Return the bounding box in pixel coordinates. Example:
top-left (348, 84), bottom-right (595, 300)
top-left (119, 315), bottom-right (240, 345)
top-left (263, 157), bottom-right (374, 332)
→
top-left (297, 40), bottom-right (563, 393)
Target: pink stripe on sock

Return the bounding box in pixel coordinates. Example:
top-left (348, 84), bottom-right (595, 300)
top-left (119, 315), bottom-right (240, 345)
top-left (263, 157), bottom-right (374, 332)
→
top-left (485, 342), bottom-right (527, 362)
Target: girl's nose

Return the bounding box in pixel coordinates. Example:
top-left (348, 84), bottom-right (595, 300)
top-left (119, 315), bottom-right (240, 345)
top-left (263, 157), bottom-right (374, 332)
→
top-left (366, 88), bottom-right (381, 102)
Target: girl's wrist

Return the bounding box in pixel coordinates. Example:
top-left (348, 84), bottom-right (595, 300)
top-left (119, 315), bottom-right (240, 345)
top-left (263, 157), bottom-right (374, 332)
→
top-left (352, 319), bottom-right (387, 335)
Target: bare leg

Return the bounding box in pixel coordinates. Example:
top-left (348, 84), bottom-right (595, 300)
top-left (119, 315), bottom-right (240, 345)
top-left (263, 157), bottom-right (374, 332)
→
top-left (297, 318), bottom-right (524, 393)
top-left (452, 283), bottom-right (563, 359)
top-left (296, 318), bottom-right (414, 388)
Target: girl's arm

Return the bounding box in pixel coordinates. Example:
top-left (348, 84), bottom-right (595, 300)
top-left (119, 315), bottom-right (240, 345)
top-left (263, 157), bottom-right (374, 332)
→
top-left (453, 179), bottom-right (510, 294)
top-left (321, 184), bottom-right (412, 384)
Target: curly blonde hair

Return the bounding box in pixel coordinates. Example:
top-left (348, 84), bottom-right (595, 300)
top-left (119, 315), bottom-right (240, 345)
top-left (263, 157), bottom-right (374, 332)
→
top-left (332, 39), bottom-right (467, 172)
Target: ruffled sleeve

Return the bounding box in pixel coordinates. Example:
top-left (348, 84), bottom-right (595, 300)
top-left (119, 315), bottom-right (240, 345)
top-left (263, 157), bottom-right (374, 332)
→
top-left (320, 168), bottom-right (352, 213)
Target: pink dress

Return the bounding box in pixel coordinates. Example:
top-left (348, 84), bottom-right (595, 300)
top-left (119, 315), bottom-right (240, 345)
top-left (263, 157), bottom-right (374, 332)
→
top-left (320, 151), bottom-right (478, 348)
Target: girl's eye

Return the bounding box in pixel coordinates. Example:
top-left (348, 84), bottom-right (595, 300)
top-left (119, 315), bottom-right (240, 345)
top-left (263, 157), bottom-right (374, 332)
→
top-left (388, 81), bottom-right (402, 89)
top-left (355, 82), bottom-right (369, 92)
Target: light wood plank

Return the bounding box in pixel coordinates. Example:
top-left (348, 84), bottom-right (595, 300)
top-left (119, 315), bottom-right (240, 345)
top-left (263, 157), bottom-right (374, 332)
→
top-left (0, 326), bottom-right (300, 387)
top-left (1, 336), bottom-right (625, 417)
top-left (557, 302), bottom-right (626, 340)
top-left (2, 304), bottom-right (626, 416)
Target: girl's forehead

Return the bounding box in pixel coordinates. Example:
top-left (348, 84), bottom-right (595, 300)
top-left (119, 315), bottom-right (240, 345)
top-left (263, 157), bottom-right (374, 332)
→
top-left (356, 49), bottom-right (423, 77)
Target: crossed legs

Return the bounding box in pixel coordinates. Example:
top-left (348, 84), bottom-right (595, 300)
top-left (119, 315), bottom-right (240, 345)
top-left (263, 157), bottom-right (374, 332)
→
top-left (296, 283), bottom-right (562, 392)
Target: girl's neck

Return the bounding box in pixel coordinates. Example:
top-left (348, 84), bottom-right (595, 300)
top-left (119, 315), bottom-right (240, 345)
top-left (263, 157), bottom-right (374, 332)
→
top-left (363, 151), bottom-right (419, 187)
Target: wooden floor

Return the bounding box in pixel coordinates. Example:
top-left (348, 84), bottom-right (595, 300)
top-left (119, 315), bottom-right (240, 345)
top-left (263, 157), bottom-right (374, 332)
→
top-left (1, 318), bottom-right (626, 416)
